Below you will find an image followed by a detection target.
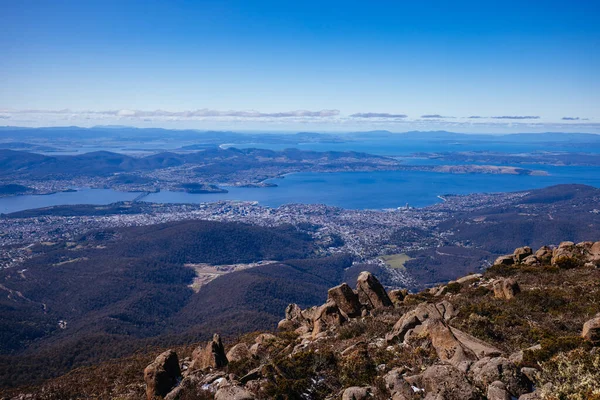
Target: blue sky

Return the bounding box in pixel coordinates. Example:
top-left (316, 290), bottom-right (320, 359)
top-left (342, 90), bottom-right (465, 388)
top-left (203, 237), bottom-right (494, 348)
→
top-left (1, 0), bottom-right (599, 132)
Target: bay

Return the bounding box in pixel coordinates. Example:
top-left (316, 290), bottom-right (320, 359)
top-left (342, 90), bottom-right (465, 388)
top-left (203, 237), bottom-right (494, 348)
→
top-left (1, 165), bottom-right (600, 214)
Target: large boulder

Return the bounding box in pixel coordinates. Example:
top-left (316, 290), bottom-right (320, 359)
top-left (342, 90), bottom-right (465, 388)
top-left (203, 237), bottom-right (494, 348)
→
top-left (285, 303), bottom-right (303, 320)
top-left (455, 274), bottom-right (482, 285)
top-left (450, 327), bottom-right (502, 359)
top-left (278, 303), bottom-right (307, 332)
top-left (356, 271), bottom-right (393, 309)
top-left (421, 318), bottom-right (477, 369)
top-left (144, 350), bottom-right (182, 400)
top-left (534, 246), bottom-right (553, 263)
top-left (226, 343), bottom-right (252, 363)
top-left (493, 255), bottom-right (514, 266)
top-left (421, 364), bottom-right (478, 400)
top-left (249, 333), bottom-right (278, 356)
top-left (387, 302), bottom-right (501, 370)
top-left (388, 289), bottom-right (408, 306)
top-left (383, 368), bottom-right (414, 399)
top-left (165, 372), bottom-right (226, 400)
top-left (469, 357), bottom-right (530, 397)
top-left (342, 386), bottom-right (373, 400)
top-left (582, 315), bottom-right (600, 345)
top-left (386, 302), bottom-right (441, 343)
top-left (190, 334), bottom-right (228, 371)
top-left (551, 241), bottom-right (582, 268)
top-left (589, 241), bottom-right (600, 265)
top-left (214, 385), bottom-right (255, 400)
top-left (513, 246), bottom-right (532, 262)
top-left (487, 381), bottom-right (511, 400)
top-left (312, 300), bottom-right (346, 336)
top-left (522, 255), bottom-right (540, 266)
top-left (493, 278), bottom-right (520, 300)
top-left (328, 283), bottom-right (362, 318)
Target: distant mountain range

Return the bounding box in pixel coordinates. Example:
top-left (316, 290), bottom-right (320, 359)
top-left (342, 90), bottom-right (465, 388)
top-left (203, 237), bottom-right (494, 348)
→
top-left (1, 126), bottom-right (599, 144)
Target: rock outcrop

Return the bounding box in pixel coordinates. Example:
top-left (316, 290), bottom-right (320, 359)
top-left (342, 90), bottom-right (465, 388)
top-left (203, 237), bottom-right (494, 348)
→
top-left (341, 386), bottom-right (373, 400)
top-left (492, 278), bottom-right (520, 300)
top-left (327, 283), bottom-right (362, 318)
top-left (421, 364), bottom-right (477, 399)
top-left (494, 241), bottom-right (600, 269)
top-left (226, 343), bottom-right (251, 363)
top-left (386, 301), bottom-right (502, 371)
top-left (190, 334), bottom-right (228, 371)
top-left (134, 242), bottom-right (598, 400)
top-left (144, 350), bottom-right (182, 400)
top-left (582, 315), bottom-right (600, 345)
top-left (469, 357), bottom-right (530, 397)
top-left (356, 271), bottom-right (393, 309)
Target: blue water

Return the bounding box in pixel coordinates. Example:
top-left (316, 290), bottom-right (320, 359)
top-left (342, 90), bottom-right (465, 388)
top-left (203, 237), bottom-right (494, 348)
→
top-left (2, 165), bottom-right (600, 214)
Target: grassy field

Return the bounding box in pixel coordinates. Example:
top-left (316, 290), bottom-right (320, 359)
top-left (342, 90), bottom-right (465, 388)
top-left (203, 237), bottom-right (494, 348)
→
top-left (379, 253), bottom-right (412, 270)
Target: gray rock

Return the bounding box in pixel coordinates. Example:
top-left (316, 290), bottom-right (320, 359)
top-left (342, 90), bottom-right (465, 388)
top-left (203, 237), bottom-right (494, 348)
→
top-left (328, 283), bottom-right (362, 318)
top-left (356, 271), bottom-right (393, 309)
top-left (144, 350), bottom-right (182, 400)
top-left (190, 334), bottom-right (228, 371)
top-left (493, 278), bottom-right (520, 300)
top-left (582, 315), bottom-right (600, 345)
top-left (383, 368), bottom-right (413, 398)
top-left (422, 364), bottom-right (477, 400)
top-left (214, 385), bottom-right (255, 400)
top-left (342, 386), bottom-right (373, 400)
top-left (487, 381), bottom-right (511, 400)
top-left (514, 246), bottom-right (533, 262)
top-left (534, 246), bottom-right (553, 263)
top-left (388, 289), bottom-right (408, 306)
top-left (470, 357), bottom-right (530, 397)
top-left (494, 255), bottom-right (514, 266)
top-left (226, 343), bottom-right (251, 363)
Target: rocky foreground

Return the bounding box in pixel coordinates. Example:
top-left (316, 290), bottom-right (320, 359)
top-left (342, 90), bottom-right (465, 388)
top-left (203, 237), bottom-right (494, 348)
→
top-left (5, 241), bottom-right (600, 399)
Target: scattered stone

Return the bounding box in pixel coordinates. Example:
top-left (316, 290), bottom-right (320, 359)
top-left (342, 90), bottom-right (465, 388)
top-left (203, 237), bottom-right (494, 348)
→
top-left (509, 344), bottom-right (541, 364)
top-left (356, 271), bottom-right (393, 309)
top-left (342, 386), bottom-right (373, 400)
top-left (421, 364), bottom-right (477, 399)
top-left (552, 241), bottom-right (582, 268)
top-left (590, 241), bottom-right (600, 265)
top-left (190, 334), bottom-right (228, 371)
top-left (383, 368), bottom-right (414, 399)
top-left (285, 303), bottom-right (303, 320)
top-left (450, 327), bottom-right (502, 359)
top-left (518, 392), bottom-right (542, 400)
top-left (214, 385), bottom-right (255, 400)
top-left (312, 300), bottom-right (346, 337)
top-left (388, 289), bottom-right (408, 306)
top-left (278, 303), bottom-right (306, 331)
top-left (470, 357), bottom-right (530, 397)
top-left (582, 315), bottom-right (600, 344)
top-left (144, 350), bottom-right (182, 400)
top-left (421, 318), bottom-right (477, 369)
top-left (226, 343), bottom-right (251, 363)
top-left (455, 273), bottom-right (482, 285)
top-left (534, 246), bottom-right (553, 263)
top-left (514, 246), bottom-right (533, 262)
top-left (494, 255), bottom-right (514, 266)
top-left (165, 372), bottom-right (225, 400)
top-left (327, 283), bottom-right (362, 318)
top-left (493, 278), bottom-right (520, 300)
top-left (249, 333), bottom-right (278, 356)
top-left (435, 300), bottom-right (458, 321)
top-left (487, 380), bottom-right (511, 400)
top-left (520, 367), bottom-right (539, 384)
top-left (522, 255), bottom-right (540, 266)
